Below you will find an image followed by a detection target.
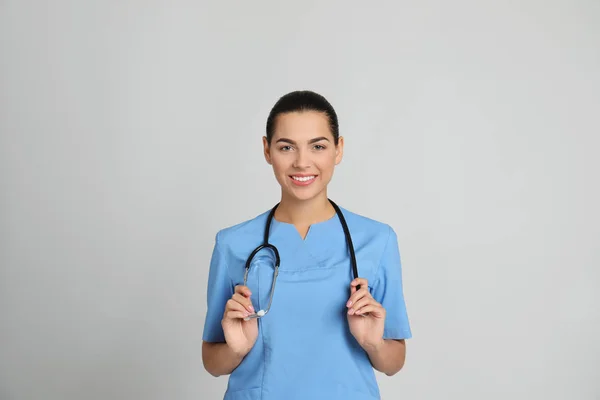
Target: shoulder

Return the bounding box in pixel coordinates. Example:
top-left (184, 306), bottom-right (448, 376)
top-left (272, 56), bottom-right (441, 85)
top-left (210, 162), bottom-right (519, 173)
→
top-left (335, 205), bottom-right (402, 281)
top-left (213, 208), bottom-right (271, 250)
top-left (337, 205), bottom-right (396, 241)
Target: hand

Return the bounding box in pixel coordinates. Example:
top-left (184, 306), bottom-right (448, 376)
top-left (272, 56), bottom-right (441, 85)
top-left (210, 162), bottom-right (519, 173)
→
top-left (221, 285), bottom-right (259, 358)
top-left (346, 278), bottom-right (386, 350)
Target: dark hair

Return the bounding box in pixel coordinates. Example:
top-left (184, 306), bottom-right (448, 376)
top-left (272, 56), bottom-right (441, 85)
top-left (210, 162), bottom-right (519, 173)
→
top-left (265, 90), bottom-right (339, 145)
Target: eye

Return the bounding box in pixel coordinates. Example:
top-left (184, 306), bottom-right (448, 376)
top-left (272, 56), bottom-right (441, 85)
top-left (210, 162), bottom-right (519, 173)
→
top-left (313, 144), bottom-right (326, 150)
top-left (279, 145), bottom-right (293, 151)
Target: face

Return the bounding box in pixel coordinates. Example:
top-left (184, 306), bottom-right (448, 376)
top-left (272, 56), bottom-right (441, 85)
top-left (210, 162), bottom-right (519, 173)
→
top-left (263, 111), bottom-right (343, 202)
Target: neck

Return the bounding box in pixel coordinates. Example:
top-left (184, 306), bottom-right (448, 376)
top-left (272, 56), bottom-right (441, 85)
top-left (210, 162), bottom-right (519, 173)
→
top-left (274, 191), bottom-right (335, 226)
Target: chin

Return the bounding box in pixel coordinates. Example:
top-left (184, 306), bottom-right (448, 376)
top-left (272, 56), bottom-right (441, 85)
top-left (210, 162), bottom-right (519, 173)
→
top-left (286, 187), bottom-right (325, 202)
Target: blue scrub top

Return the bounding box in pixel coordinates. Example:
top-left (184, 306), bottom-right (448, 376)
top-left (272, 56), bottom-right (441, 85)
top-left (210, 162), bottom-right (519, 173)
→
top-left (203, 205), bottom-right (412, 400)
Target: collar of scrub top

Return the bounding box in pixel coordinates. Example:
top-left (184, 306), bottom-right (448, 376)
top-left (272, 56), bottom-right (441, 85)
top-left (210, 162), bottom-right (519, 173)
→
top-left (243, 198), bottom-right (359, 321)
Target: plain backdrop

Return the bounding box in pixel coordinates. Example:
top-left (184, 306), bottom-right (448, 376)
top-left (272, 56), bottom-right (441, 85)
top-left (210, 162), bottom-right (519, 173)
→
top-left (1, 1), bottom-right (599, 399)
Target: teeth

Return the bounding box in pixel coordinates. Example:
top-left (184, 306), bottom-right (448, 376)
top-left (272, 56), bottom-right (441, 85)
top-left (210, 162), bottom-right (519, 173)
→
top-left (292, 175), bottom-right (315, 182)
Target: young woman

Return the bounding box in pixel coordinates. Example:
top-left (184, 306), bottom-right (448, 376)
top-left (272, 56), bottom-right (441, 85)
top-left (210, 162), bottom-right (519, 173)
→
top-left (201, 90), bottom-right (412, 400)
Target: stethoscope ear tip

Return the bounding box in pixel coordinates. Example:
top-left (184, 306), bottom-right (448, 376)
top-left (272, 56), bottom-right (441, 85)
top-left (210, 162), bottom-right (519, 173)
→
top-left (257, 309), bottom-right (266, 317)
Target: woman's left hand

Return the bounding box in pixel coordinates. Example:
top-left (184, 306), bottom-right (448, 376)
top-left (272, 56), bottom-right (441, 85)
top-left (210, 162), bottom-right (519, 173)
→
top-left (346, 278), bottom-right (386, 350)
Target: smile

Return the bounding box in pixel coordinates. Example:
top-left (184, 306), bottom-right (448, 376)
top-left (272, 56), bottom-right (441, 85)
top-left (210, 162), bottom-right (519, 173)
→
top-left (289, 175), bottom-right (317, 186)
top-left (291, 175), bottom-right (316, 182)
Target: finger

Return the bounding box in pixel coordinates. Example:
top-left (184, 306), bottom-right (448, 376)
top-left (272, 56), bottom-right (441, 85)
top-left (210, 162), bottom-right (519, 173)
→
top-left (224, 310), bottom-right (250, 320)
top-left (354, 303), bottom-right (385, 318)
top-left (234, 285), bottom-right (252, 298)
top-left (348, 296), bottom-right (374, 314)
top-left (351, 277), bottom-right (369, 288)
top-left (232, 293), bottom-right (255, 313)
top-left (350, 277), bottom-right (368, 292)
top-left (347, 287), bottom-right (371, 308)
top-left (225, 299), bottom-right (250, 315)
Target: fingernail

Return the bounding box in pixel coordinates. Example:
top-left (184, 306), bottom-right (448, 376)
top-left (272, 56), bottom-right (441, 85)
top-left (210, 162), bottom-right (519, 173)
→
top-left (348, 308), bottom-right (354, 315)
top-left (249, 306), bottom-right (255, 313)
top-left (346, 301), bottom-right (352, 307)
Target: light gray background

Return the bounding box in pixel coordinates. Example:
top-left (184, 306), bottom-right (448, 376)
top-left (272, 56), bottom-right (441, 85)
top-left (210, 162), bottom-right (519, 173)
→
top-left (1, 1), bottom-right (599, 399)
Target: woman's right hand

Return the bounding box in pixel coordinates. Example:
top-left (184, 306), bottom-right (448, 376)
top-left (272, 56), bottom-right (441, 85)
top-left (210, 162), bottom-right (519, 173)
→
top-left (221, 285), bottom-right (259, 358)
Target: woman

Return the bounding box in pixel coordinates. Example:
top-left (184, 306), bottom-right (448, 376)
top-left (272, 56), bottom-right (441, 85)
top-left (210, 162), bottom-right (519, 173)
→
top-left (202, 90), bottom-right (412, 400)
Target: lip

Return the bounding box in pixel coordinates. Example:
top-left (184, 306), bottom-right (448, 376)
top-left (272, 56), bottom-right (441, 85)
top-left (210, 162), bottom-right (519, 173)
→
top-left (289, 174), bottom-right (317, 186)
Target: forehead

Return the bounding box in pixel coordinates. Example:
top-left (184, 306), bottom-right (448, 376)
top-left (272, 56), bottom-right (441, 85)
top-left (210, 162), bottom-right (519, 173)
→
top-left (272, 111), bottom-right (333, 140)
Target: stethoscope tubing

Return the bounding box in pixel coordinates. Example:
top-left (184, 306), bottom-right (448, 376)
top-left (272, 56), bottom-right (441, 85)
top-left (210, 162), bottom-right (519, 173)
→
top-left (243, 199), bottom-right (359, 320)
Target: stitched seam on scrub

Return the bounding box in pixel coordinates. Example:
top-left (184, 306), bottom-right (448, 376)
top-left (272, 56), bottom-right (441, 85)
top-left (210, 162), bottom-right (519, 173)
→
top-left (216, 231), bottom-right (236, 301)
top-left (373, 225), bottom-right (392, 283)
top-left (260, 309), bottom-right (266, 400)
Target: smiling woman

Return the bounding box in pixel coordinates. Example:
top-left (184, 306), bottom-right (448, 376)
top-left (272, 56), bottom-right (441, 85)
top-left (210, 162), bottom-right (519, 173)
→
top-left (263, 105), bottom-right (343, 214)
top-left (201, 90), bottom-right (412, 400)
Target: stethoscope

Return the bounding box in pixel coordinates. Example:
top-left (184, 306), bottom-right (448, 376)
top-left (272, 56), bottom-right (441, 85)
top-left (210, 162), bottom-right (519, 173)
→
top-left (243, 199), bottom-right (360, 320)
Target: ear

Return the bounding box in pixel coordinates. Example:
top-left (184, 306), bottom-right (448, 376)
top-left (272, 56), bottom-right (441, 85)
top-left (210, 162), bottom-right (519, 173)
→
top-left (335, 136), bottom-right (344, 165)
top-left (262, 136), bottom-right (272, 165)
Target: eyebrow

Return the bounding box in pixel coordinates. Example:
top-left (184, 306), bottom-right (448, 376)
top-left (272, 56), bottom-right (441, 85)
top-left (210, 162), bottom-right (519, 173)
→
top-left (275, 136), bottom-right (330, 145)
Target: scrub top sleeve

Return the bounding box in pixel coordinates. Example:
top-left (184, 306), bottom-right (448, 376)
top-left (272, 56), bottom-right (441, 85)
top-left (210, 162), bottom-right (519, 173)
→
top-left (202, 232), bottom-right (234, 343)
top-left (371, 226), bottom-right (413, 340)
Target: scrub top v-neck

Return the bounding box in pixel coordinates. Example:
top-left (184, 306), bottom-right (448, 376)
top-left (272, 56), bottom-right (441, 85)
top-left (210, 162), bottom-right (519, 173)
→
top-left (203, 206), bottom-right (412, 400)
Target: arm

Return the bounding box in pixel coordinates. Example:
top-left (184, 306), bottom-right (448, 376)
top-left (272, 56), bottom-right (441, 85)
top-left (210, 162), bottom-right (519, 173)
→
top-left (202, 341), bottom-right (245, 377)
top-left (363, 338), bottom-right (406, 376)
top-left (202, 285), bottom-right (258, 377)
top-left (367, 226), bottom-right (412, 376)
top-left (202, 233), bottom-right (259, 377)
top-left (347, 278), bottom-right (409, 376)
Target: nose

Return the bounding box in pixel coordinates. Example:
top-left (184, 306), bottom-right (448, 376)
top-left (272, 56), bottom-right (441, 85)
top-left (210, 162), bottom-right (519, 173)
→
top-left (292, 148), bottom-right (311, 169)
